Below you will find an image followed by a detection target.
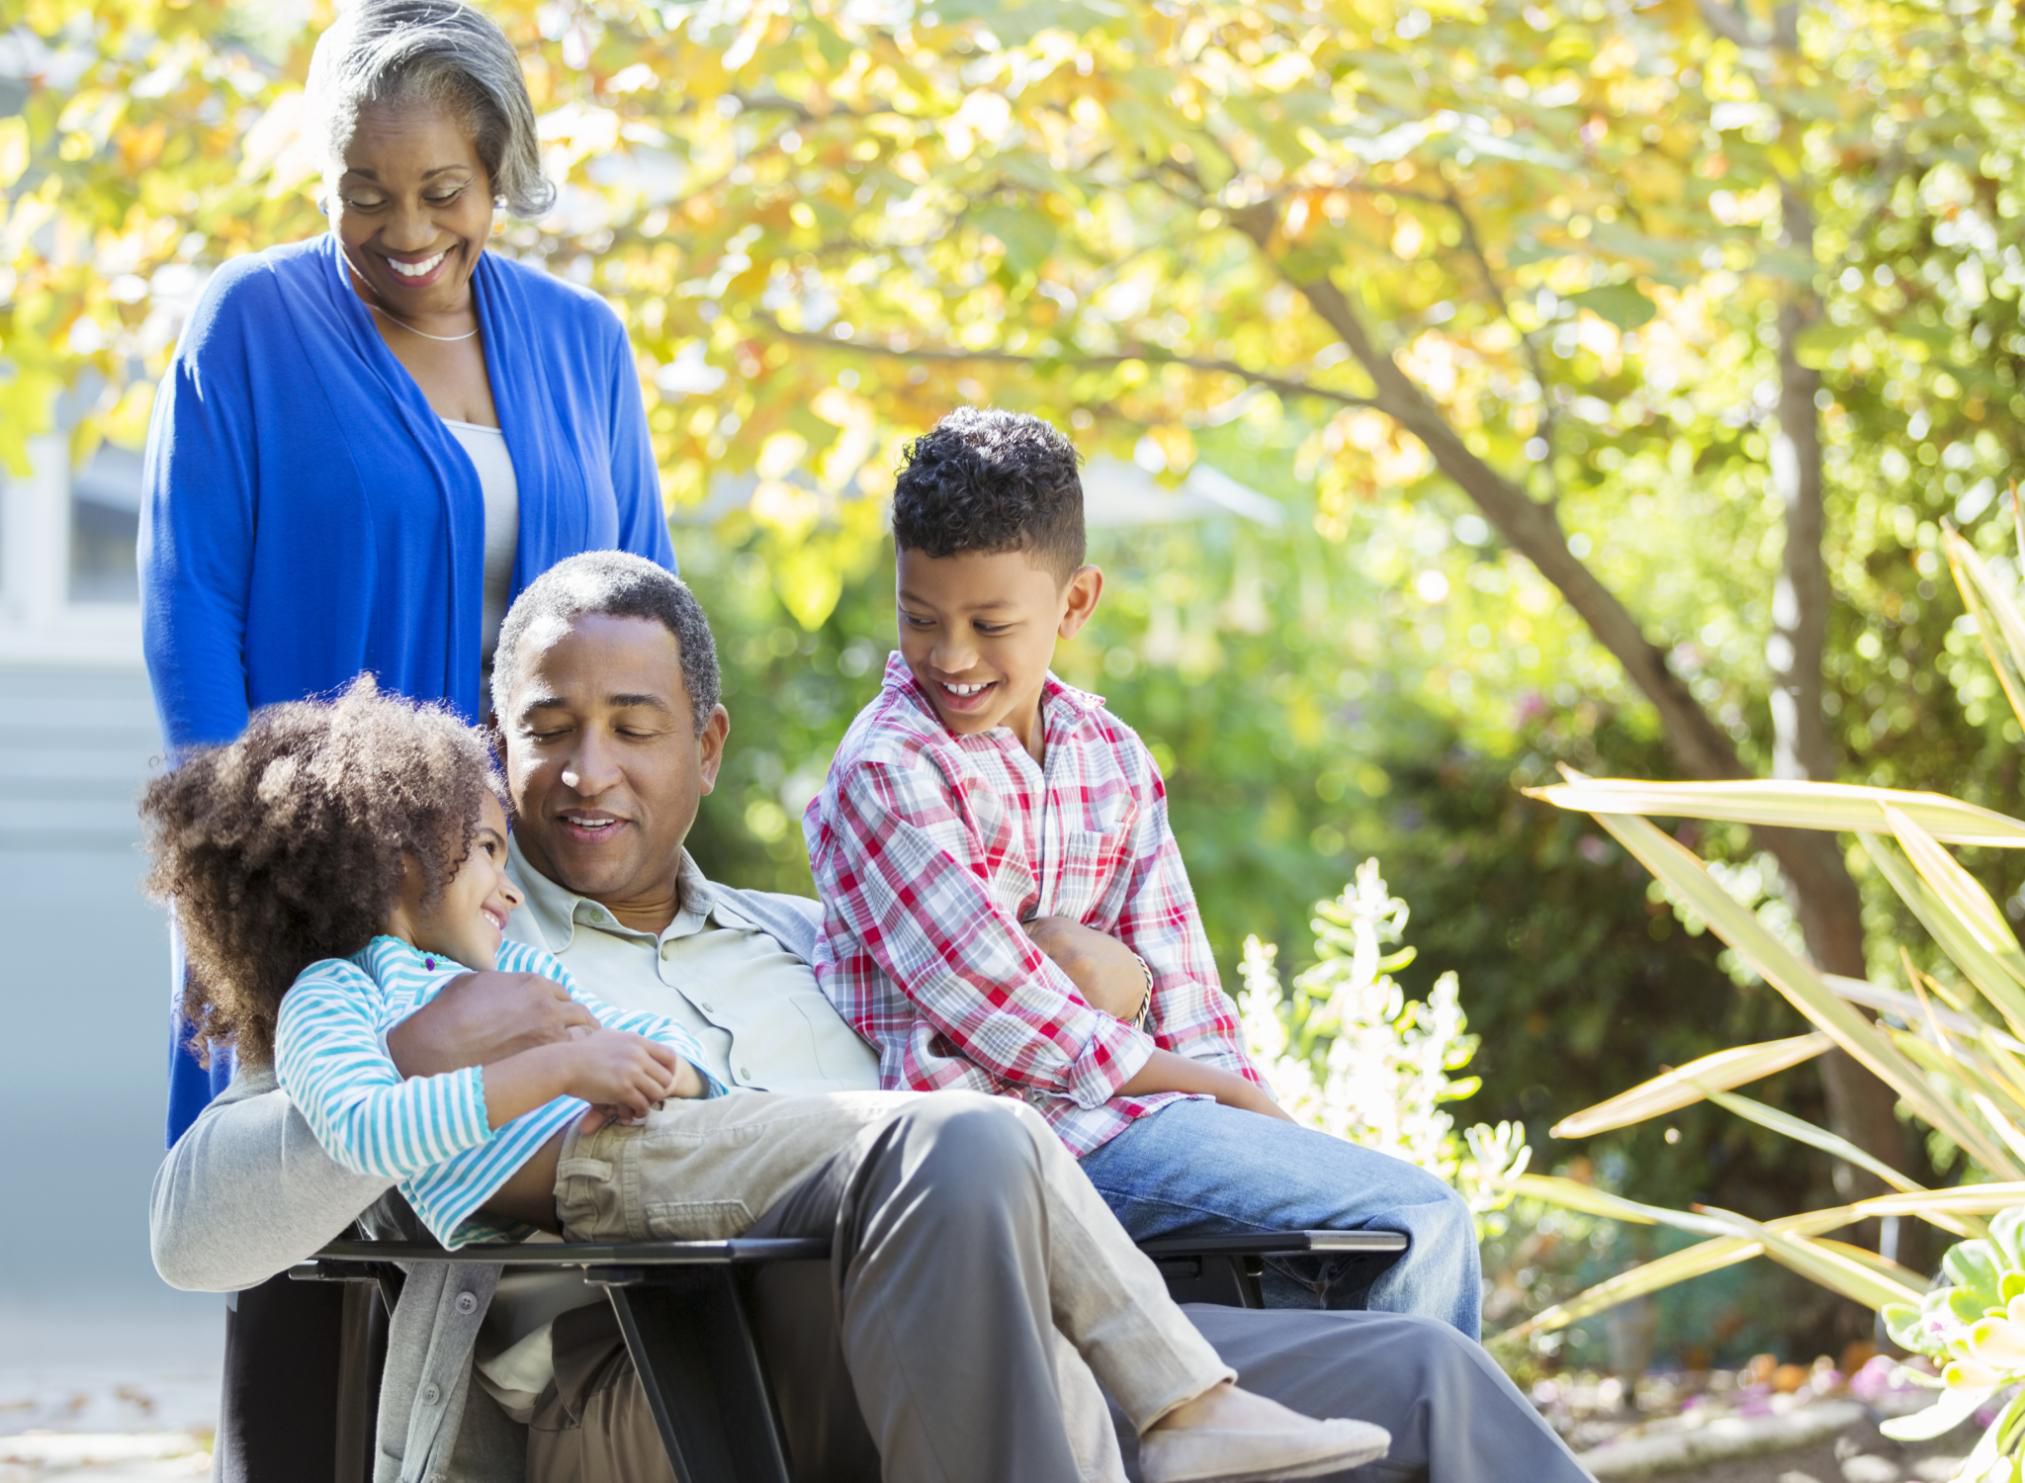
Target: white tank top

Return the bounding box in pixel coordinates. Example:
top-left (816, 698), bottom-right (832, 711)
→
top-left (443, 417), bottom-right (520, 713)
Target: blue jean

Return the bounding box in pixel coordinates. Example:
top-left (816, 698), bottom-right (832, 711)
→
top-left (1078, 1099), bottom-right (1483, 1338)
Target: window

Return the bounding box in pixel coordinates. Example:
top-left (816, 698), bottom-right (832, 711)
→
top-left (0, 434), bottom-right (142, 663)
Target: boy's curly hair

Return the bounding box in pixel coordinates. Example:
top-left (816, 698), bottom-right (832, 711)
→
top-left (140, 675), bottom-right (502, 1067)
top-left (891, 407), bottom-right (1086, 578)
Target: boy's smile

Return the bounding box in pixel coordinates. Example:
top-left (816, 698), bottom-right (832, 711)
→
top-left (896, 546), bottom-right (1102, 761)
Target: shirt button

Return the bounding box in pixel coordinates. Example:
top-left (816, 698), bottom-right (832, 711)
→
top-left (421, 1383), bottom-right (442, 1407)
top-left (737, 1065), bottom-right (752, 1080)
top-left (454, 1291), bottom-right (478, 1315)
top-left (697, 1000), bottom-right (713, 1014)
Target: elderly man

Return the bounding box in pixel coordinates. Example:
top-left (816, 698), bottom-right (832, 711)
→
top-left (151, 552), bottom-right (1591, 1483)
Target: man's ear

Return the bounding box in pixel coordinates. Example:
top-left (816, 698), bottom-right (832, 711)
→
top-left (697, 704), bottom-right (731, 794)
top-left (1058, 565), bottom-right (1104, 639)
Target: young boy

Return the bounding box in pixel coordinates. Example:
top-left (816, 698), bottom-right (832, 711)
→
top-left (806, 407), bottom-right (1484, 1335)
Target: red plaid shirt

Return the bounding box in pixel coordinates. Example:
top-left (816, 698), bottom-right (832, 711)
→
top-left (804, 653), bottom-right (1261, 1157)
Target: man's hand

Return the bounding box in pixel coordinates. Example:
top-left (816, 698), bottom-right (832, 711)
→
top-left (1024, 916), bottom-right (1148, 1022)
top-left (387, 971), bottom-right (599, 1078)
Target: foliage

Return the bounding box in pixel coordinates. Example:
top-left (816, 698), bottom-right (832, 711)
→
top-left (1881, 1207), bottom-right (2025, 1479)
top-left (1516, 519), bottom-right (2025, 1475)
top-left (1236, 858), bottom-right (1531, 1235)
top-left (11, 0), bottom-right (2024, 663)
top-left (12, 0), bottom-right (2025, 1357)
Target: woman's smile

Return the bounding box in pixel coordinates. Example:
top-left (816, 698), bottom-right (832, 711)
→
top-left (381, 246), bottom-right (457, 288)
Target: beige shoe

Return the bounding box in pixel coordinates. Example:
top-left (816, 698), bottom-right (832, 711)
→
top-left (1137, 1414), bottom-right (1392, 1483)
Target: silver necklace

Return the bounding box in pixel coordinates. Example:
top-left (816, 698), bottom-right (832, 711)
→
top-left (367, 301), bottom-right (479, 343)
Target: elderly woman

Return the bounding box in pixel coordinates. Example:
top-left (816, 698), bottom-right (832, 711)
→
top-left (143, 0), bottom-right (673, 1131)
top-left (138, 3), bottom-right (673, 1476)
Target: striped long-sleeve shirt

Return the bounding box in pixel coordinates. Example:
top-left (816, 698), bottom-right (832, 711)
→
top-left (274, 934), bottom-right (715, 1249)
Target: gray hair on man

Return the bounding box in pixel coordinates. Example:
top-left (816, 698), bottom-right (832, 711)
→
top-left (492, 552), bottom-right (724, 734)
top-left (306, 0), bottom-right (555, 217)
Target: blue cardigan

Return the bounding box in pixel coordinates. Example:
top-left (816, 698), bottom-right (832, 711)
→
top-left (141, 233), bottom-right (677, 1143)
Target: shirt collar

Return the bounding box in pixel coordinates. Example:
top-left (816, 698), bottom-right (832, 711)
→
top-left (879, 650), bottom-right (1105, 741)
top-left (356, 933), bottom-right (474, 978)
top-left (507, 833), bottom-right (734, 951)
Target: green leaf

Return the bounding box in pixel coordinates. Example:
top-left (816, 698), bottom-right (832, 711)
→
top-left (970, 203), bottom-right (1058, 277)
top-left (1944, 1239), bottom-right (2004, 1301)
top-left (1699, 1083), bottom-right (1926, 1195)
top-left (1863, 836), bottom-right (2025, 1040)
top-left (1567, 284), bottom-right (1658, 331)
top-left (1944, 526), bottom-right (2025, 741)
top-left (1794, 319), bottom-right (1874, 370)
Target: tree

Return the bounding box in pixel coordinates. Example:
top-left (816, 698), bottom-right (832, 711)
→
top-left (8, 0), bottom-right (2024, 1187)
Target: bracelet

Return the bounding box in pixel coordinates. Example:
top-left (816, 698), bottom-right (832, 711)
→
top-left (1129, 953), bottom-right (1154, 1032)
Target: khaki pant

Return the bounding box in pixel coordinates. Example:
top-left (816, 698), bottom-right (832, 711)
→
top-left (532, 1305), bottom-right (1603, 1483)
top-left (545, 1090), bottom-right (1230, 1481)
top-left (528, 1300), bottom-right (1124, 1483)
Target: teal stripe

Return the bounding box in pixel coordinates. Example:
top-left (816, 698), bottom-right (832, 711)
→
top-left (274, 934), bottom-right (705, 1247)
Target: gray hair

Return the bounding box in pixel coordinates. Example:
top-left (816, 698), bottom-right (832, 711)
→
top-left (307, 0), bottom-right (554, 217)
top-left (493, 553), bottom-right (723, 733)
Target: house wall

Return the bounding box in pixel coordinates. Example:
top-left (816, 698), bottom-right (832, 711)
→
top-left (0, 441), bottom-right (223, 1370)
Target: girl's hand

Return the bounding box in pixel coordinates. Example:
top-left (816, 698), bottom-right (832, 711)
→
top-left (559, 1031), bottom-right (681, 1119)
top-left (574, 1049), bottom-right (708, 1131)
top-left (668, 1056), bottom-right (710, 1099)
top-left (577, 1102), bottom-right (651, 1134)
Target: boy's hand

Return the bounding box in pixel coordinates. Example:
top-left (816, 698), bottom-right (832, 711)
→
top-left (1023, 917), bottom-right (1148, 1022)
top-left (1225, 1080), bottom-right (1299, 1125)
top-left (389, 971), bottom-right (597, 1077)
top-left (1121, 1050), bottom-right (1298, 1124)
top-left (558, 1031), bottom-right (682, 1119)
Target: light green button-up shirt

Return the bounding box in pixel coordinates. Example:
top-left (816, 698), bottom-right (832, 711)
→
top-left (477, 840), bottom-right (881, 1416)
top-left (506, 836), bottom-right (879, 1094)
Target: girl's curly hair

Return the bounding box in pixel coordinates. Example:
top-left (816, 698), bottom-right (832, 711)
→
top-left (140, 675), bottom-right (503, 1067)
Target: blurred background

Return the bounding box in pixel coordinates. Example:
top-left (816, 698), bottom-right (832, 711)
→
top-left (3, 0), bottom-right (2023, 1472)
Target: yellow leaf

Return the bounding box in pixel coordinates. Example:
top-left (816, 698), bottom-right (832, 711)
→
top-left (1551, 1032), bottom-right (1831, 1138)
top-left (773, 543), bottom-right (843, 631)
top-left (101, 379), bottom-right (155, 450)
top-left (1697, 1206), bottom-right (1926, 1312)
top-left (0, 117), bottom-right (28, 190)
top-left (1580, 807), bottom-right (2025, 1179)
top-left (1529, 775), bottom-right (2025, 848)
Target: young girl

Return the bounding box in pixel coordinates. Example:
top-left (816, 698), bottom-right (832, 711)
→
top-left (142, 677), bottom-right (1389, 1482)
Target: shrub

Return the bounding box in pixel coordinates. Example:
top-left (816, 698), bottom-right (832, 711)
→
top-left (1237, 858), bottom-right (1530, 1237)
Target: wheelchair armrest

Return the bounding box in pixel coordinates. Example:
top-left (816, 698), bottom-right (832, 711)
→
top-left (290, 1234), bottom-right (830, 1286)
top-left (1135, 1230), bottom-right (1408, 1260)
top-left (1135, 1229), bottom-right (1408, 1308)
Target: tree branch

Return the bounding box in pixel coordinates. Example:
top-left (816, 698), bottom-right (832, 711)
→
top-left (1223, 201), bottom-right (1753, 786)
top-left (751, 315), bottom-right (1385, 412)
top-left (1695, 0), bottom-right (1770, 47)
top-left (1441, 182), bottom-right (1564, 502)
